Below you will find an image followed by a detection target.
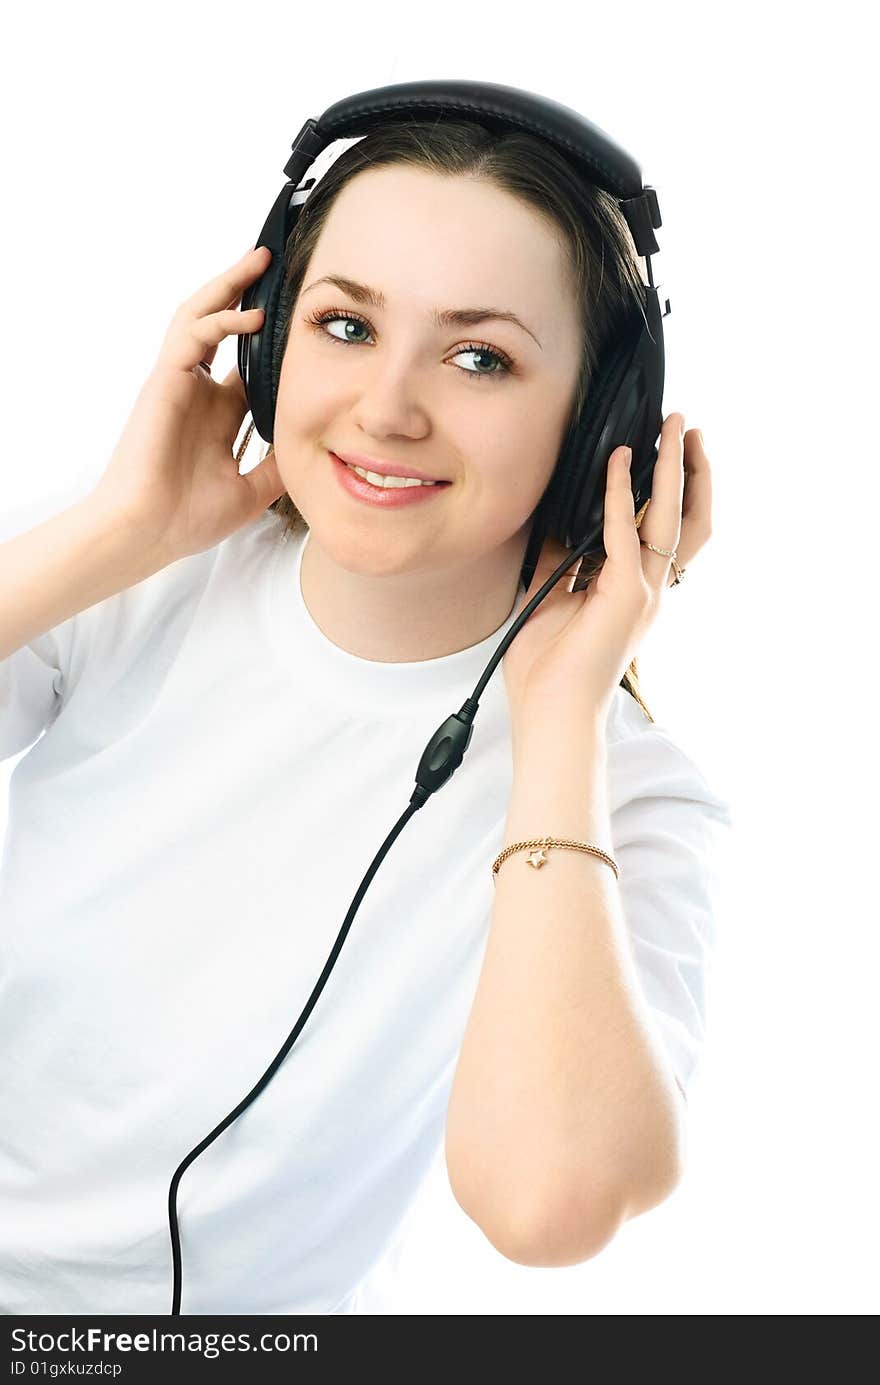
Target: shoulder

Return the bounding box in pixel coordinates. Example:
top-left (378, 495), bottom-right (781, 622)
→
top-left (605, 686), bottom-right (734, 831)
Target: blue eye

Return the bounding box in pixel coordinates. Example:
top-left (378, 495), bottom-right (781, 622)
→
top-left (304, 308), bottom-right (515, 382)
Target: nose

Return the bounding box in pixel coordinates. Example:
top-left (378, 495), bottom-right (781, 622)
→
top-left (348, 355), bottom-right (432, 441)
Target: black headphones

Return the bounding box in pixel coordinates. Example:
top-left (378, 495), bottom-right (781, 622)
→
top-left (167, 78), bottom-right (670, 1315)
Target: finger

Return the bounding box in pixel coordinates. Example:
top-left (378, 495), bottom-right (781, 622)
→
top-left (197, 275), bottom-right (263, 371)
top-left (243, 446), bottom-right (286, 510)
top-left (563, 444), bottom-right (639, 593)
top-left (183, 245), bottom-right (272, 325)
top-left (219, 362), bottom-right (248, 404)
top-left (532, 445), bottom-right (638, 598)
top-left (193, 301), bottom-right (249, 371)
top-left (216, 362), bottom-right (251, 424)
top-left (604, 444), bottom-right (642, 571)
top-left (655, 428), bottom-right (711, 586)
top-left (681, 428), bottom-right (712, 533)
top-left (209, 364), bottom-right (259, 450)
top-left (168, 306), bottom-right (265, 373)
top-left (638, 413), bottom-right (685, 589)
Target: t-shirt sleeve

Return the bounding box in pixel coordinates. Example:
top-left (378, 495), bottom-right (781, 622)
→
top-left (608, 713), bottom-right (735, 1103)
top-left (0, 483), bottom-right (92, 763)
top-left (0, 631), bottom-right (68, 762)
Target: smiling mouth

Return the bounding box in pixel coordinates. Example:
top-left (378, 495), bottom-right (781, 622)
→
top-left (331, 452), bottom-right (452, 489)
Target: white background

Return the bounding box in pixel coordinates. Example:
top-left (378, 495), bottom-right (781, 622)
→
top-left (1, 0), bottom-right (876, 1314)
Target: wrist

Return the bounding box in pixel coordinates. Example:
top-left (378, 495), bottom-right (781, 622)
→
top-left (511, 705), bottom-right (608, 775)
top-left (505, 716), bottom-right (611, 856)
top-left (79, 493), bottom-right (175, 582)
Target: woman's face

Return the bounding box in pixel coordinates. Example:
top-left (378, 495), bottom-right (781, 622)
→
top-left (273, 165), bottom-right (583, 580)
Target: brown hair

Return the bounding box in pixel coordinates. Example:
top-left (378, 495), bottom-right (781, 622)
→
top-left (266, 118), bottom-right (654, 722)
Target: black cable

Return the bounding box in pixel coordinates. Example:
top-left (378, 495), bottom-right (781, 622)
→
top-left (167, 536), bottom-right (596, 1314)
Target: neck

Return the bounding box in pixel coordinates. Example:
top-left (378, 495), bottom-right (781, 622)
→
top-left (297, 528), bottom-right (530, 663)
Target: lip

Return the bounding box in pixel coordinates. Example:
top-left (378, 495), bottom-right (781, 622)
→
top-left (331, 450), bottom-right (448, 483)
top-left (329, 450), bottom-right (452, 508)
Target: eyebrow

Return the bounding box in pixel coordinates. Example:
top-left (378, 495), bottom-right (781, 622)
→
top-left (300, 274), bottom-right (543, 348)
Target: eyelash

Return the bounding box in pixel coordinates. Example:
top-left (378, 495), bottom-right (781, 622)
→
top-left (303, 307), bottom-right (516, 382)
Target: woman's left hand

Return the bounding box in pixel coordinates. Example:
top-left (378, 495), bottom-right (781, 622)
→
top-left (502, 413), bottom-right (712, 734)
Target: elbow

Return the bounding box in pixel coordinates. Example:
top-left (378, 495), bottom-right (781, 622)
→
top-left (447, 1099), bottom-right (687, 1268)
top-left (453, 1159), bottom-right (685, 1268)
top-left (456, 1178), bottom-right (632, 1268)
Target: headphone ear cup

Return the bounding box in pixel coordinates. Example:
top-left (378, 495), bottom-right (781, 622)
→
top-left (543, 293), bottom-right (664, 557)
top-left (520, 307), bottom-right (659, 592)
top-left (269, 276), bottom-right (296, 405)
top-left (540, 327), bottom-right (639, 551)
top-left (238, 188), bottom-right (310, 444)
top-left (248, 263), bottom-right (293, 444)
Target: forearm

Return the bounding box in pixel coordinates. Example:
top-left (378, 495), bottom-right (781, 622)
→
top-left (445, 711), bottom-right (684, 1256)
top-left (0, 496), bottom-right (166, 663)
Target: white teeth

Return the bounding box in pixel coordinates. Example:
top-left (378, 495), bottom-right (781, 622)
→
top-left (348, 463), bottom-right (437, 488)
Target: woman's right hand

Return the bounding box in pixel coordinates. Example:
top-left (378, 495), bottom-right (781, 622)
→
top-left (88, 245), bottom-right (286, 563)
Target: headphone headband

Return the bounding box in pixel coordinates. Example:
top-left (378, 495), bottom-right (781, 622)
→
top-left (282, 80), bottom-right (660, 256)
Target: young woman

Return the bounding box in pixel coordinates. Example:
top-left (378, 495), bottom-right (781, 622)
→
top-left (0, 119), bottom-right (730, 1314)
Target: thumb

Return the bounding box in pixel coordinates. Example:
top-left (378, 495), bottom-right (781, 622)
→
top-left (221, 363), bottom-right (249, 409)
top-left (245, 446), bottom-right (286, 509)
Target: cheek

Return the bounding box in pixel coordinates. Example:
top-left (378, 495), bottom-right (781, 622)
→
top-left (474, 417), bottom-right (560, 511)
top-left (275, 347), bottom-right (332, 434)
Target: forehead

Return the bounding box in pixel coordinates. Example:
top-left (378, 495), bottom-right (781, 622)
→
top-left (309, 166), bottom-right (575, 332)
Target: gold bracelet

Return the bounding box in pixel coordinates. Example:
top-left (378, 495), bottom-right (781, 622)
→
top-left (492, 836), bottom-right (620, 883)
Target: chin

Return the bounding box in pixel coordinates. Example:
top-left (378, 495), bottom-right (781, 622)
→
top-left (315, 521), bottom-right (457, 581)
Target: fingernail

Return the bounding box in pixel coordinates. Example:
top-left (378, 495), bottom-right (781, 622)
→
top-left (622, 446), bottom-right (632, 469)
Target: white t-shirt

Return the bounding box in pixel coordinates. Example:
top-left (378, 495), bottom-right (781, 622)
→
top-left (0, 500), bottom-right (734, 1315)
